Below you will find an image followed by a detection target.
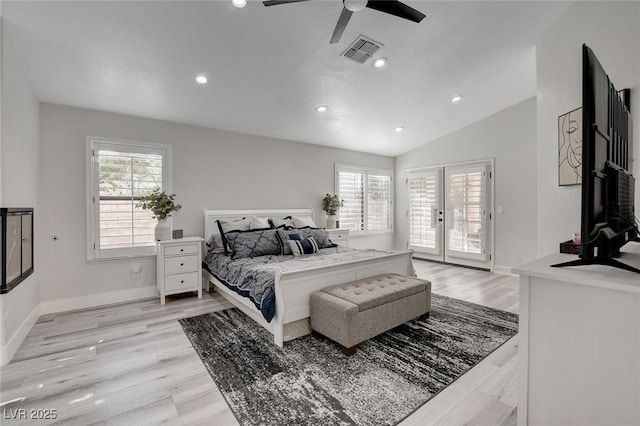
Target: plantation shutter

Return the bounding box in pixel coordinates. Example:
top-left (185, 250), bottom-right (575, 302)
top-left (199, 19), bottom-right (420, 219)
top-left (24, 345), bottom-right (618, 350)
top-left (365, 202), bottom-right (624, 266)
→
top-left (338, 171), bottom-right (365, 231)
top-left (445, 165), bottom-right (487, 259)
top-left (367, 174), bottom-right (391, 230)
top-left (336, 165), bottom-right (393, 233)
top-left (408, 171), bottom-right (439, 251)
top-left (88, 139), bottom-right (169, 260)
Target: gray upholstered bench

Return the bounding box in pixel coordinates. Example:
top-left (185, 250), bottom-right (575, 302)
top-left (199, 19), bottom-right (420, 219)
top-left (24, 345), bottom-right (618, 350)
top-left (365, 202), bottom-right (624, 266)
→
top-left (310, 273), bottom-right (431, 355)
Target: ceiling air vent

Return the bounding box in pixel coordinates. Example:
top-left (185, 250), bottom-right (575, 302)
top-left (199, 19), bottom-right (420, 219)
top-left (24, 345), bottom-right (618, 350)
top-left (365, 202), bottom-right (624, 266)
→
top-left (341, 36), bottom-right (383, 64)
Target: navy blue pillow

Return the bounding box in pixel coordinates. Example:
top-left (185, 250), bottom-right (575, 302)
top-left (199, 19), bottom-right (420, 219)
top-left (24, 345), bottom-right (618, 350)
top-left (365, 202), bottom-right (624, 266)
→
top-left (289, 237), bottom-right (319, 256)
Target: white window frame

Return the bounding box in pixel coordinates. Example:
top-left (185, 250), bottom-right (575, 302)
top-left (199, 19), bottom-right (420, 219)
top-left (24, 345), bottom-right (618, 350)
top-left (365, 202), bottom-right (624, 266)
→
top-left (85, 136), bottom-right (173, 261)
top-left (335, 164), bottom-right (394, 235)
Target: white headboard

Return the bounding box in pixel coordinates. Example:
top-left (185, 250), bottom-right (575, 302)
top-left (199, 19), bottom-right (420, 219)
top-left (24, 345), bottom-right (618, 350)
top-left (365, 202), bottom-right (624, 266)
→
top-left (203, 209), bottom-right (315, 241)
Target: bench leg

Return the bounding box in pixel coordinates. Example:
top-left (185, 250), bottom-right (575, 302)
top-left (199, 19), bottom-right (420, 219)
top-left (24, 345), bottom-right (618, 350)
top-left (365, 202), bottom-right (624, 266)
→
top-left (421, 311), bottom-right (430, 321)
top-left (342, 346), bottom-right (357, 356)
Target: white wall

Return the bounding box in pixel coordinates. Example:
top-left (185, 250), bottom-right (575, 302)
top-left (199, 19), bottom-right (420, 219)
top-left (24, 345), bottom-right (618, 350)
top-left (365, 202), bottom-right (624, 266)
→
top-left (0, 19), bottom-right (41, 365)
top-left (38, 103), bottom-right (394, 306)
top-left (536, 1), bottom-right (640, 256)
top-left (395, 98), bottom-right (538, 270)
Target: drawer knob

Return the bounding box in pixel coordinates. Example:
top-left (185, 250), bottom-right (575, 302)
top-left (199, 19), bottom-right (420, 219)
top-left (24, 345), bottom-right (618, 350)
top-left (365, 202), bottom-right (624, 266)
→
top-left (180, 249), bottom-right (184, 252)
top-left (181, 280), bottom-right (184, 283)
top-left (180, 263), bottom-right (184, 266)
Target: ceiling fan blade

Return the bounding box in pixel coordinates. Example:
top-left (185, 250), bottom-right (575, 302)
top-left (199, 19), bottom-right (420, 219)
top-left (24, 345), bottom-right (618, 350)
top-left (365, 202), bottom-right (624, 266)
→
top-left (365, 0), bottom-right (426, 23)
top-left (330, 7), bottom-right (353, 44)
top-left (263, 0), bottom-right (311, 6)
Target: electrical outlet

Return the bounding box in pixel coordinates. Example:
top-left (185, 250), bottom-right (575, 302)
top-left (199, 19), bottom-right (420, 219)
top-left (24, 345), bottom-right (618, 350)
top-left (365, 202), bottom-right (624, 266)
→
top-left (131, 264), bottom-right (142, 279)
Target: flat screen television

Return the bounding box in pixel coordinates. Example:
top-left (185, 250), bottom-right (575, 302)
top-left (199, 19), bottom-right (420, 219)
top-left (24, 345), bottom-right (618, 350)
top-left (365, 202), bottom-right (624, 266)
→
top-left (553, 44), bottom-right (639, 273)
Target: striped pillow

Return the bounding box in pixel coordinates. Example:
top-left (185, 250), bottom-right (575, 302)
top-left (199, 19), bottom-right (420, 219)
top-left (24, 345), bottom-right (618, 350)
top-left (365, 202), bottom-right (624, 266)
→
top-left (288, 237), bottom-right (319, 256)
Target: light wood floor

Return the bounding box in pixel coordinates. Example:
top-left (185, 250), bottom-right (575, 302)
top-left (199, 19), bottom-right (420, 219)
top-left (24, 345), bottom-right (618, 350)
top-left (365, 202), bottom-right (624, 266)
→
top-left (0, 260), bottom-right (519, 425)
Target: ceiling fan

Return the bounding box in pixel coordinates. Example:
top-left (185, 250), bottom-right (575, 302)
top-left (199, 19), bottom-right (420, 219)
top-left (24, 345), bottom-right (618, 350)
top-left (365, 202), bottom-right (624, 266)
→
top-left (263, 0), bottom-right (426, 44)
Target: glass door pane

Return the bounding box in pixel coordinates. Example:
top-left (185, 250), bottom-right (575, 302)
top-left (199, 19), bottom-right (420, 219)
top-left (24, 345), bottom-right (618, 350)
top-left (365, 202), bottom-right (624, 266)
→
top-left (407, 168), bottom-right (443, 257)
top-left (445, 164), bottom-right (488, 262)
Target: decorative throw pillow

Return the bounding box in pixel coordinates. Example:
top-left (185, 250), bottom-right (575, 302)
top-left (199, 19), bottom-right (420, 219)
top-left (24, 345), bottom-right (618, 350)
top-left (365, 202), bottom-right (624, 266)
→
top-left (214, 218), bottom-right (251, 254)
top-left (289, 237), bottom-right (319, 256)
top-left (224, 229), bottom-right (281, 259)
top-left (276, 228), bottom-right (330, 255)
top-left (291, 215), bottom-right (316, 228)
top-left (298, 228), bottom-right (331, 249)
top-left (276, 229), bottom-right (300, 255)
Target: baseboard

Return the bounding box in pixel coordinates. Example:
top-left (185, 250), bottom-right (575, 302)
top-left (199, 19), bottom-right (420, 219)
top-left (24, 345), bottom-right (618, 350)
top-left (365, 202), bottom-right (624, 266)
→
top-left (492, 265), bottom-right (517, 276)
top-left (0, 304), bottom-right (40, 366)
top-left (39, 286), bottom-right (158, 315)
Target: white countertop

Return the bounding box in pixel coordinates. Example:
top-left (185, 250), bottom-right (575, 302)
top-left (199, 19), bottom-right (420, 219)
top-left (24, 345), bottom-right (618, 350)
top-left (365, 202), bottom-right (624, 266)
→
top-left (513, 242), bottom-right (640, 294)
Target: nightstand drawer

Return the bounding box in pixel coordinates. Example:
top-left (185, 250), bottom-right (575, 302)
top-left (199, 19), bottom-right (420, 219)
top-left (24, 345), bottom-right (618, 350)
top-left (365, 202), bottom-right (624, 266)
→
top-left (329, 232), bottom-right (347, 241)
top-left (164, 244), bottom-right (198, 256)
top-left (165, 255), bottom-right (199, 274)
top-left (165, 272), bottom-right (199, 291)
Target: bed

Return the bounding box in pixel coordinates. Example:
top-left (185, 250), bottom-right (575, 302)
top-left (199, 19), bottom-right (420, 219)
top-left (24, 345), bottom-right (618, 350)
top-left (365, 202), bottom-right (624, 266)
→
top-left (203, 209), bottom-right (415, 346)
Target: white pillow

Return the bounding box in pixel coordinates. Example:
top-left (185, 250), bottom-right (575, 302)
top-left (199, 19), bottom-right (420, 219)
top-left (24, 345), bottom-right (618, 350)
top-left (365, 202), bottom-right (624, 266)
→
top-left (292, 215), bottom-right (316, 228)
top-left (269, 217), bottom-right (295, 229)
top-left (249, 216), bottom-right (270, 230)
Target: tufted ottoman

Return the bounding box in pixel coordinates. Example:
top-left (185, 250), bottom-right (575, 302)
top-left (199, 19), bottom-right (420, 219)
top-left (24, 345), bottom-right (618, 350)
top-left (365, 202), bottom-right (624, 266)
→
top-left (310, 273), bottom-right (431, 355)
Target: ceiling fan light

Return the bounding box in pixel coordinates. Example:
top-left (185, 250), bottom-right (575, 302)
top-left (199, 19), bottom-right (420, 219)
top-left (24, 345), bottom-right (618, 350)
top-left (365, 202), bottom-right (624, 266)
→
top-left (232, 0), bottom-right (247, 8)
top-left (344, 0), bottom-right (368, 12)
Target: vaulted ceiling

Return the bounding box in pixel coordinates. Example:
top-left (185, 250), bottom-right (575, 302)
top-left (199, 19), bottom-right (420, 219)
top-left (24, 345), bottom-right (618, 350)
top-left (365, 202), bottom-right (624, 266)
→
top-left (2, 1), bottom-right (570, 156)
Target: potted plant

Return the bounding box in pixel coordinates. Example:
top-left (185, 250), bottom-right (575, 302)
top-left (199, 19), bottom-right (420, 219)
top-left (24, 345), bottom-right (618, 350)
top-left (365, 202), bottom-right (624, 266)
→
top-left (137, 189), bottom-right (182, 241)
top-left (322, 194), bottom-right (344, 229)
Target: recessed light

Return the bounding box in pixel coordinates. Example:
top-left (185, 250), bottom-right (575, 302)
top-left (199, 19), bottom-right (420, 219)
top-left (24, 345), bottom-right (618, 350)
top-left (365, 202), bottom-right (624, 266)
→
top-left (315, 105), bottom-right (329, 113)
top-left (232, 0), bottom-right (247, 8)
top-left (451, 95), bottom-right (463, 103)
top-left (195, 75), bottom-right (208, 84)
top-left (395, 126), bottom-right (404, 133)
top-left (372, 57), bottom-right (388, 68)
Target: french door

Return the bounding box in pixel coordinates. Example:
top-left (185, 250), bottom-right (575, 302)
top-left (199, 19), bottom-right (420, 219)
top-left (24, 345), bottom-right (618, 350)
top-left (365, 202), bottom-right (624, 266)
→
top-left (407, 161), bottom-right (492, 269)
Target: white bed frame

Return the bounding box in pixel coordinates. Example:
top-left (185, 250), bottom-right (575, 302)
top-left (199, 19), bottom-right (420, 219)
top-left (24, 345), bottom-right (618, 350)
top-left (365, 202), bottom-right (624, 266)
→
top-left (203, 209), bottom-right (415, 347)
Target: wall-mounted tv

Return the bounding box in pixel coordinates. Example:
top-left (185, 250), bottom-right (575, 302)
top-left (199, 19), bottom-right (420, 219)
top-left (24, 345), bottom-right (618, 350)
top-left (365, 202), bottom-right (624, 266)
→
top-left (553, 45), bottom-right (639, 273)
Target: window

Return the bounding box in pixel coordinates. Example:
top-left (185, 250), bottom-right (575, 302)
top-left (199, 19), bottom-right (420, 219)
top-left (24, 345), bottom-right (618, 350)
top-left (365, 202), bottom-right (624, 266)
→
top-left (86, 137), bottom-right (172, 260)
top-left (336, 165), bottom-right (393, 233)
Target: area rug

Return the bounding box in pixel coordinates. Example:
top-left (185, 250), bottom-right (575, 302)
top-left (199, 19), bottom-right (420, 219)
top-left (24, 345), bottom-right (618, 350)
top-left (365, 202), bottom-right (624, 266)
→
top-left (179, 294), bottom-right (518, 426)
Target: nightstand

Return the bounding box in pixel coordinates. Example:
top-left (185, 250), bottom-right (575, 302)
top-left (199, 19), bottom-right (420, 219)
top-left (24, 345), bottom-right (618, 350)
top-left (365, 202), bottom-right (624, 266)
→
top-left (156, 236), bottom-right (204, 305)
top-left (325, 228), bottom-right (350, 247)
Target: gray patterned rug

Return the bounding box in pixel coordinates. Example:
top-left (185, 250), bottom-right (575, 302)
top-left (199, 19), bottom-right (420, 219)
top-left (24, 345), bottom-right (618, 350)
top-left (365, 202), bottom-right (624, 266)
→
top-left (179, 293), bottom-right (518, 426)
